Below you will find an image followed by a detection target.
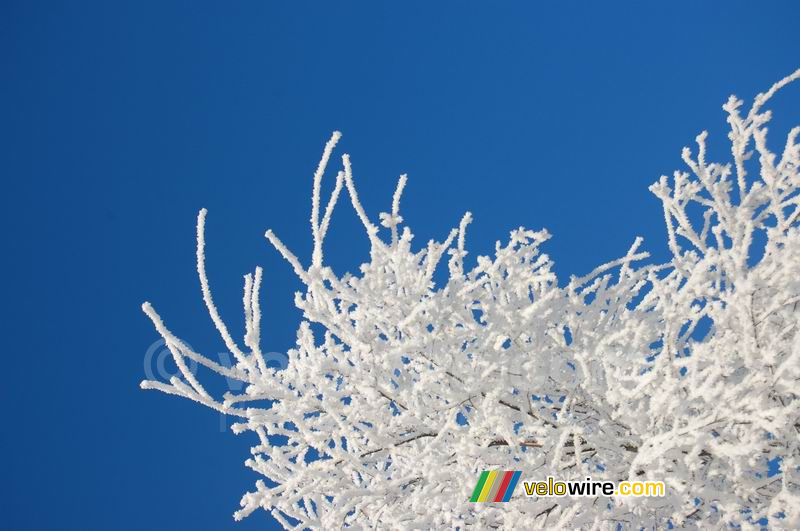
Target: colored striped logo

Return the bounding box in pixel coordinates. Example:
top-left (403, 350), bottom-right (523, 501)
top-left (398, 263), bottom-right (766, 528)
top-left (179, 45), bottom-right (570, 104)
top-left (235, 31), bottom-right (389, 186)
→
top-left (469, 471), bottom-right (521, 502)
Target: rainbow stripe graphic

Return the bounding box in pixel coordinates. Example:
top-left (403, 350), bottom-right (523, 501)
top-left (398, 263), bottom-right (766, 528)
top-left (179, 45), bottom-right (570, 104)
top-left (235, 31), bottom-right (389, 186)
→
top-left (469, 471), bottom-right (521, 502)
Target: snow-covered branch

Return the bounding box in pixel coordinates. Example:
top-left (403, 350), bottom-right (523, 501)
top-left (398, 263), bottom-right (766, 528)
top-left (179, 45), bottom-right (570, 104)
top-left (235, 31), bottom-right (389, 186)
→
top-left (142, 70), bottom-right (800, 529)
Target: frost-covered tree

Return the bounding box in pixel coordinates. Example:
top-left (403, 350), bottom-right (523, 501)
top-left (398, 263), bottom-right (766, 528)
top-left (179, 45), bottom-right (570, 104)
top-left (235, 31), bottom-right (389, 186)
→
top-left (142, 70), bottom-right (800, 529)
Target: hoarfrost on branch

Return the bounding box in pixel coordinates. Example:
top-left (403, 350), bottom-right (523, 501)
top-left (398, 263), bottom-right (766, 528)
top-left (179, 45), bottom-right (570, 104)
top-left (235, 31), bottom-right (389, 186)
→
top-left (142, 71), bottom-right (800, 529)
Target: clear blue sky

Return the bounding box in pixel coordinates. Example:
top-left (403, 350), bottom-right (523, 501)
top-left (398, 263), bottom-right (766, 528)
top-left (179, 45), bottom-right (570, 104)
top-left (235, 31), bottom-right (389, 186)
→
top-left (2, 2), bottom-right (798, 529)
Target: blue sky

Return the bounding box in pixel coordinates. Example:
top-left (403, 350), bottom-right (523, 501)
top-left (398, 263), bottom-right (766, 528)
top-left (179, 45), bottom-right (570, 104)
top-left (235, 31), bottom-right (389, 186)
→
top-left (3, 2), bottom-right (799, 529)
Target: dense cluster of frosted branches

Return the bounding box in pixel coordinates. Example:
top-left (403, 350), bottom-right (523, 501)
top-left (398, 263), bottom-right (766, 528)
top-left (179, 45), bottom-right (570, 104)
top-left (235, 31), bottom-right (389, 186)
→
top-left (142, 71), bottom-right (800, 529)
